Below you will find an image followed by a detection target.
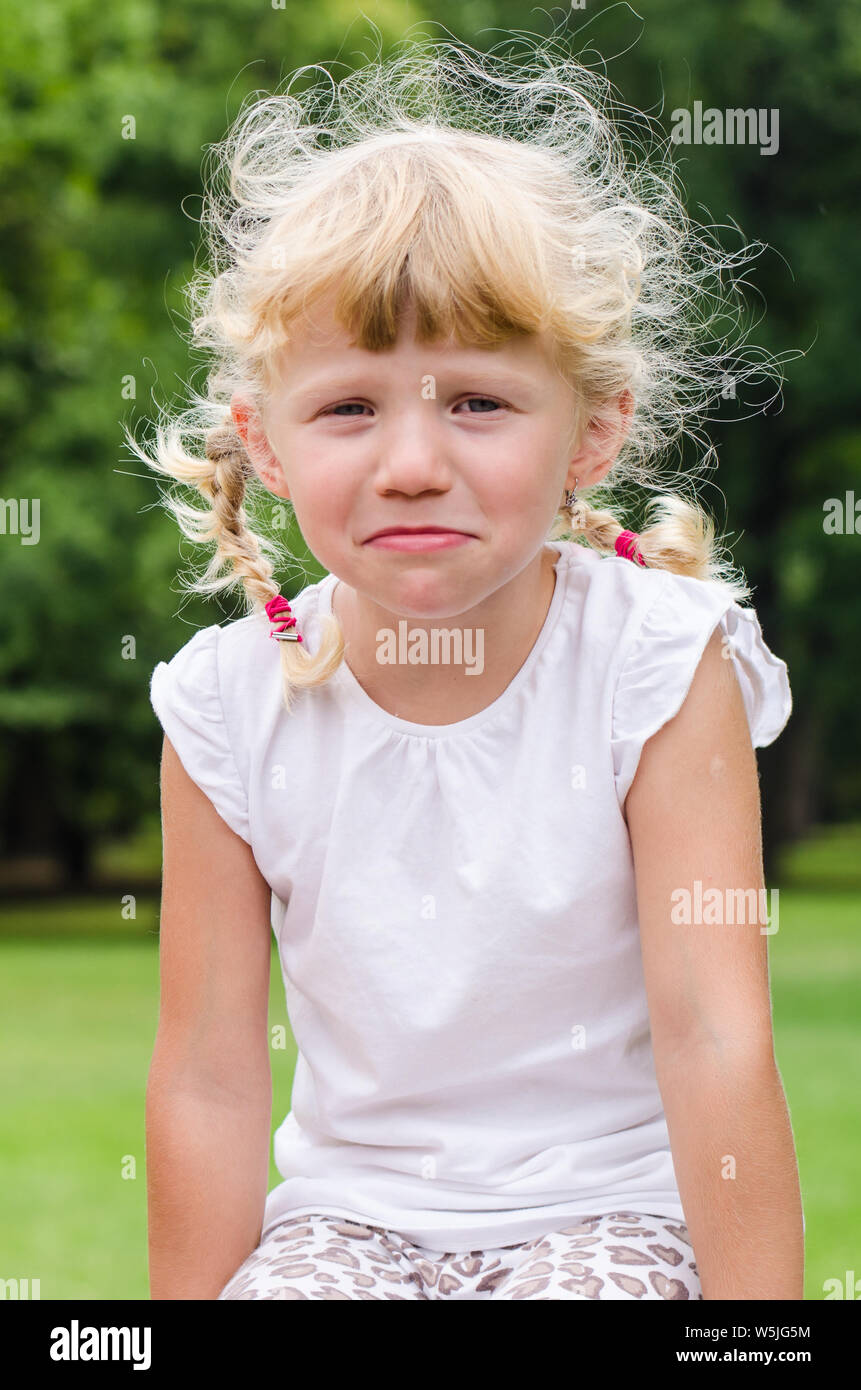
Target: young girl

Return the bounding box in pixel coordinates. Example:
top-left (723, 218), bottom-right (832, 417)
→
top-left (136, 35), bottom-right (804, 1300)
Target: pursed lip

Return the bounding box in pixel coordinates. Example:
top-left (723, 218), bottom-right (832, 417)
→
top-left (364, 525), bottom-right (475, 542)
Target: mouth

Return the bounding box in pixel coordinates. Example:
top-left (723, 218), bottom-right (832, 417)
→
top-left (365, 525), bottom-right (474, 542)
top-left (363, 526), bottom-right (477, 553)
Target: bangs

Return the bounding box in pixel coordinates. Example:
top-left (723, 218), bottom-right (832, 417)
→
top-left (242, 132), bottom-right (563, 376)
top-left (327, 196), bottom-right (552, 352)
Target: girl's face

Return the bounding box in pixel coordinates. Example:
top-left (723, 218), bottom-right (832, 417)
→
top-left (236, 292), bottom-right (621, 620)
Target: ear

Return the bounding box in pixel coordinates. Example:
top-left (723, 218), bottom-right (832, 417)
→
top-left (230, 394), bottom-right (291, 499)
top-left (565, 389), bottom-right (635, 492)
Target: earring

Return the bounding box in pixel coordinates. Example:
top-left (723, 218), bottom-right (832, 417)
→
top-left (563, 478), bottom-right (580, 510)
top-left (563, 477), bottom-right (588, 533)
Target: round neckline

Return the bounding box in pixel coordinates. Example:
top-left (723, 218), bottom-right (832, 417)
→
top-left (315, 541), bottom-right (573, 739)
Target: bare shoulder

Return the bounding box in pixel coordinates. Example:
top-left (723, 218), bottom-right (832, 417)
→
top-left (629, 623), bottom-right (756, 798)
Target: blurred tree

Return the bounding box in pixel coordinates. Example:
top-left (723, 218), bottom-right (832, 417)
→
top-left (0, 0), bottom-right (857, 886)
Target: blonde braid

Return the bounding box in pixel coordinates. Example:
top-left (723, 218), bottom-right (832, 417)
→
top-left (201, 417), bottom-right (346, 712)
top-left (201, 420), bottom-right (280, 612)
top-left (558, 481), bottom-right (751, 602)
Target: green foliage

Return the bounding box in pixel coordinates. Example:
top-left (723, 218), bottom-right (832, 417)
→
top-left (1, 0), bottom-right (859, 877)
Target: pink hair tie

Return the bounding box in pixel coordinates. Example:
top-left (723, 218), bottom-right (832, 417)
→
top-left (265, 593), bottom-right (303, 642)
top-left (615, 529), bottom-right (647, 567)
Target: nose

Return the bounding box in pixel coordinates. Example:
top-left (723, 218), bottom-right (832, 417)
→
top-left (372, 406), bottom-right (454, 498)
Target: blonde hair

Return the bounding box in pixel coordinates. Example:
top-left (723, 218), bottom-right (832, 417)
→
top-left (125, 28), bottom-right (786, 712)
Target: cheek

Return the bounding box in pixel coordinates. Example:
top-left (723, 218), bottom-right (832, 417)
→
top-left (281, 454), bottom-right (355, 533)
top-left (478, 442), bottom-right (557, 505)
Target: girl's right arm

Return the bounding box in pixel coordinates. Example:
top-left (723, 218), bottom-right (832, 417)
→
top-left (146, 734), bottom-right (273, 1300)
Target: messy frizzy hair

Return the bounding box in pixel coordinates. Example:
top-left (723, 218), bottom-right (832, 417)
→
top-left (125, 23), bottom-right (786, 713)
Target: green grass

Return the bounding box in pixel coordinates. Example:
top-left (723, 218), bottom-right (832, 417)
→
top-left (0, 833), bottom-right (858, 1299)
top-left (0, 927), bottom-right (296, 1300)
top-left (764, 889), bottom-right (861, 1300)
top-left (774, 820), bottom-right (861, 891)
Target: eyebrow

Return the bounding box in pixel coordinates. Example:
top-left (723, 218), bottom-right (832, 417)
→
top-left (289, 365), bottom-right (543, 405)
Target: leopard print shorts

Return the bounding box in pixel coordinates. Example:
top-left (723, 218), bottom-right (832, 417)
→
top-left (216, 1210), bottom-right (702, 1300)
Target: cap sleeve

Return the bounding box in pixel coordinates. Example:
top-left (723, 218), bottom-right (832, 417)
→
top-left (150, 625), bottom-right (251, 844)
top-left (611, 573), bottom-right (793, 808)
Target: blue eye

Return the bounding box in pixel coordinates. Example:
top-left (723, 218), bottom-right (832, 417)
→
top-left (321, 396), bottom-right (506, 417)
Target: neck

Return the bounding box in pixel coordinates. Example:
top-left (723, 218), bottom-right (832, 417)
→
top-left (330, 544), bottom-right (560, 726)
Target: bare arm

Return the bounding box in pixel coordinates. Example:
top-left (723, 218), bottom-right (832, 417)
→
top-left (146, 734), bottom-right (273, 1300)
top-left (626, 626), bottom-right (804, 1300)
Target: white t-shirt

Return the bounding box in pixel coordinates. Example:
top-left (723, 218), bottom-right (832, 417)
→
top-left (149, 538), bottom-right (792, 1254)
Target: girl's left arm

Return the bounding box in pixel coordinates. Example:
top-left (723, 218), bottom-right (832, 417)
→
top-left (625, 626), bottom-right (805, 1301)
